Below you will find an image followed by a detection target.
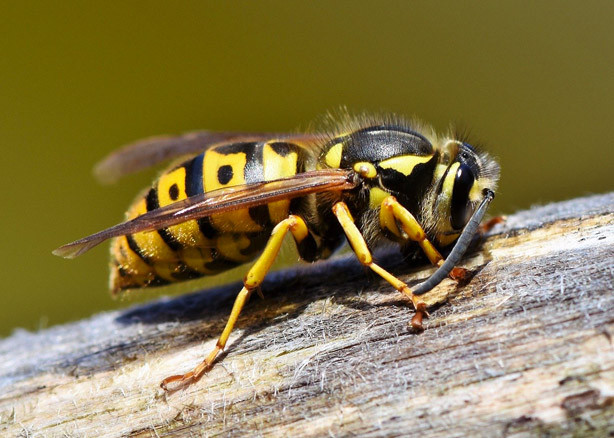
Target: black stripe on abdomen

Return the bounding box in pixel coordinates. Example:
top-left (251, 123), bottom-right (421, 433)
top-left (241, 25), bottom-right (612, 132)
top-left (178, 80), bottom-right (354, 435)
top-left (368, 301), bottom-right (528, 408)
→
top-left (126, 234), bottom-right (152, 265)
top-left (146, 187), bottom-right (183, 251)
top-left (170, 262), bottom-right (205, 281)
top-left (184, 153), bottom-right (219, 239)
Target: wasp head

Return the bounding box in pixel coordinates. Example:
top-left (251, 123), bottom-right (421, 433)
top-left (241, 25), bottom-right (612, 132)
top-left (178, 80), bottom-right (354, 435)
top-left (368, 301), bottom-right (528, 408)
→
top-left (422, 140), bottom-right (500, 246)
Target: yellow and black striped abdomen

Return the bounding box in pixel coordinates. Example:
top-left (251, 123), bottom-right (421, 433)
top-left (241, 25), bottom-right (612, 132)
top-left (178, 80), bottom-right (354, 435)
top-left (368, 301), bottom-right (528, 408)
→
top-left (110, 140), bottom-right (308, 293)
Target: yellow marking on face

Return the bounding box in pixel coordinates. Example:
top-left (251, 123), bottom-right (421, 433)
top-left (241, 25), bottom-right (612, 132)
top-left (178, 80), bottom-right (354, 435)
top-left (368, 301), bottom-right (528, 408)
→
top-left (441, 162), bottom-right (460, 205)
top-left (433, 162), bottom-right (461, 235)
top-left (378, 154), bottom-right (433, 176)
top-left (369, 187), bottom-right (390, 209)
top-left (433, 163), bottom-right (448, 183)
top-left (354, 162), bottom-right (377, 179)
top-left (157, 166), bottom-right (211, 247)
top-left (324, 143), bottom-right (343, 168)
top-left (204, 149), bottom-right (262, 232)
top-left (469, 180), bottom-right (483, 202)
top-left (263, 143), bottom-right (297, 223)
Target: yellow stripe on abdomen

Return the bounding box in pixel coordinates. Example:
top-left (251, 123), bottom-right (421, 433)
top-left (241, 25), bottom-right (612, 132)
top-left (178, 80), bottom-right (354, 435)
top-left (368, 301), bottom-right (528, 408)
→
top-left (110, 139), bottom-right (310, 292)
top-left (263, 142), bottom-right (298, 223)
top-left (204, 147), bottom-right (263, 232)
top-left (156, 166), bottom-right (212, 248)
top-left (128, 198), bottom-right (178, 264)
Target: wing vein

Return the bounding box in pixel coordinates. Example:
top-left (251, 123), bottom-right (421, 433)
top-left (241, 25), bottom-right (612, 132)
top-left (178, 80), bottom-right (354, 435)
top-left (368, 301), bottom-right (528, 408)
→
top-left (53, 169), bottom-right (356, 258)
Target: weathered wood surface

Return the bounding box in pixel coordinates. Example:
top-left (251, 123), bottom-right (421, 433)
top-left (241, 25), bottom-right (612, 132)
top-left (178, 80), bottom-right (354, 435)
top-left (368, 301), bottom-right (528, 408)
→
top-left (1, 193), bottom-right (613, 437)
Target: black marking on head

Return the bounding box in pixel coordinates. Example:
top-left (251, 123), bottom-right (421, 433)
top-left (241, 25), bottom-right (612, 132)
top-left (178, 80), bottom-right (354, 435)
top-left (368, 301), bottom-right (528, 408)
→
top-left (126, 235), bottom-right (152, 265)
top-left (217, 165), bottom-right (234, 185)
top-left (434, 163), bottom-right (453, 199)
top-left (169, 184), bottom-right (179, 201)
top-left (185, 153), bottom-right (204, 196)
top-left (457, 143), bottom-right (481, 178)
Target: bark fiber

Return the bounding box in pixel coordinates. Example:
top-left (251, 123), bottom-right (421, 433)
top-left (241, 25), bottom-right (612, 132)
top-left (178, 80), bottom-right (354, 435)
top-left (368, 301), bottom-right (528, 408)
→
top-left (1, 193), bottom-right (613, 437)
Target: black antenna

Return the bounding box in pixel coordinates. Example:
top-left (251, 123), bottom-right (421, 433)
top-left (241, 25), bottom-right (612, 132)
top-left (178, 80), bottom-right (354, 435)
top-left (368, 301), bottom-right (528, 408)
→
top-left (413, 189), bottom-right (495, 296)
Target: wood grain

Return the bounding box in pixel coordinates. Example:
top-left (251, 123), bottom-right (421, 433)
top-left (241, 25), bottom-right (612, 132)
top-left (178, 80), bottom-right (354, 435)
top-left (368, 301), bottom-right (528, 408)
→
top-left (1, 193), bottom-right (613, 437)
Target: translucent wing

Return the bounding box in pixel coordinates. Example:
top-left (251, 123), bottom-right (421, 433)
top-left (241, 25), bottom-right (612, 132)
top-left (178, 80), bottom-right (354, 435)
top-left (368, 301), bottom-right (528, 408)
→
top-left (94, 130), bottom-right (320, 184)
top-left (53, 169), bottom-right (356, 259)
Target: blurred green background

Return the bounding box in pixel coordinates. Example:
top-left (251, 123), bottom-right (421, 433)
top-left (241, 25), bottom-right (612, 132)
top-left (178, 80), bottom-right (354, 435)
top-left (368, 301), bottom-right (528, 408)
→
top-left (1, 2), bottom-right (613, 337)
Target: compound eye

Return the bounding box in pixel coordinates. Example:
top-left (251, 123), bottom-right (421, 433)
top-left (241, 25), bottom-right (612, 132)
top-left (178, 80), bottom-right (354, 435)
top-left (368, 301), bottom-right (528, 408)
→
top-left (450, 164), bottom-right (475, 230)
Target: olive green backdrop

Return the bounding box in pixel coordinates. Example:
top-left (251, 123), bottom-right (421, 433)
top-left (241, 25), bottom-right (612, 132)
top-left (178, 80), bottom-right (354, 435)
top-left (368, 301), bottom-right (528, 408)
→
top-left (2, 1), bottom-right (613, 336)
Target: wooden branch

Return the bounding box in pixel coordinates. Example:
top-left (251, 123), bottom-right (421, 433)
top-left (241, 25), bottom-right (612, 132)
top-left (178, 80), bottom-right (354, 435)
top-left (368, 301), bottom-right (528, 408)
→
top-left (1, 193), bottom-right (613, 437)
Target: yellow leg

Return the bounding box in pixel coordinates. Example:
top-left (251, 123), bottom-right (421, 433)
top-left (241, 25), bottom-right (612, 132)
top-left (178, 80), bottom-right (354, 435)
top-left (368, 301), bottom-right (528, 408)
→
top-left (161, 215), bottom-right (310, 390)
top-left (332, 202), bottom-right (428, 329)
top-left (380, 196), bottom-right (468, 280)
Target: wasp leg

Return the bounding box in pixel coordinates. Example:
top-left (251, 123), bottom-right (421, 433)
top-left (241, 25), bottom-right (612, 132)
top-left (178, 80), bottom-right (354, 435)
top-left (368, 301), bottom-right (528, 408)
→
top-left (161, 215), bottom-right (310, 390)
top-left (379, 195), bottom-right (467, 281)
top-left (332, 202), bottom-right (428, 330)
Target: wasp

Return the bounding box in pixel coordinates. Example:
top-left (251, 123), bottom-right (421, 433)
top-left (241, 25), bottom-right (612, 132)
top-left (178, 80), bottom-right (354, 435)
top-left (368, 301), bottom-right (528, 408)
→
top-left (54, 112), bottom-right (500, 390)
